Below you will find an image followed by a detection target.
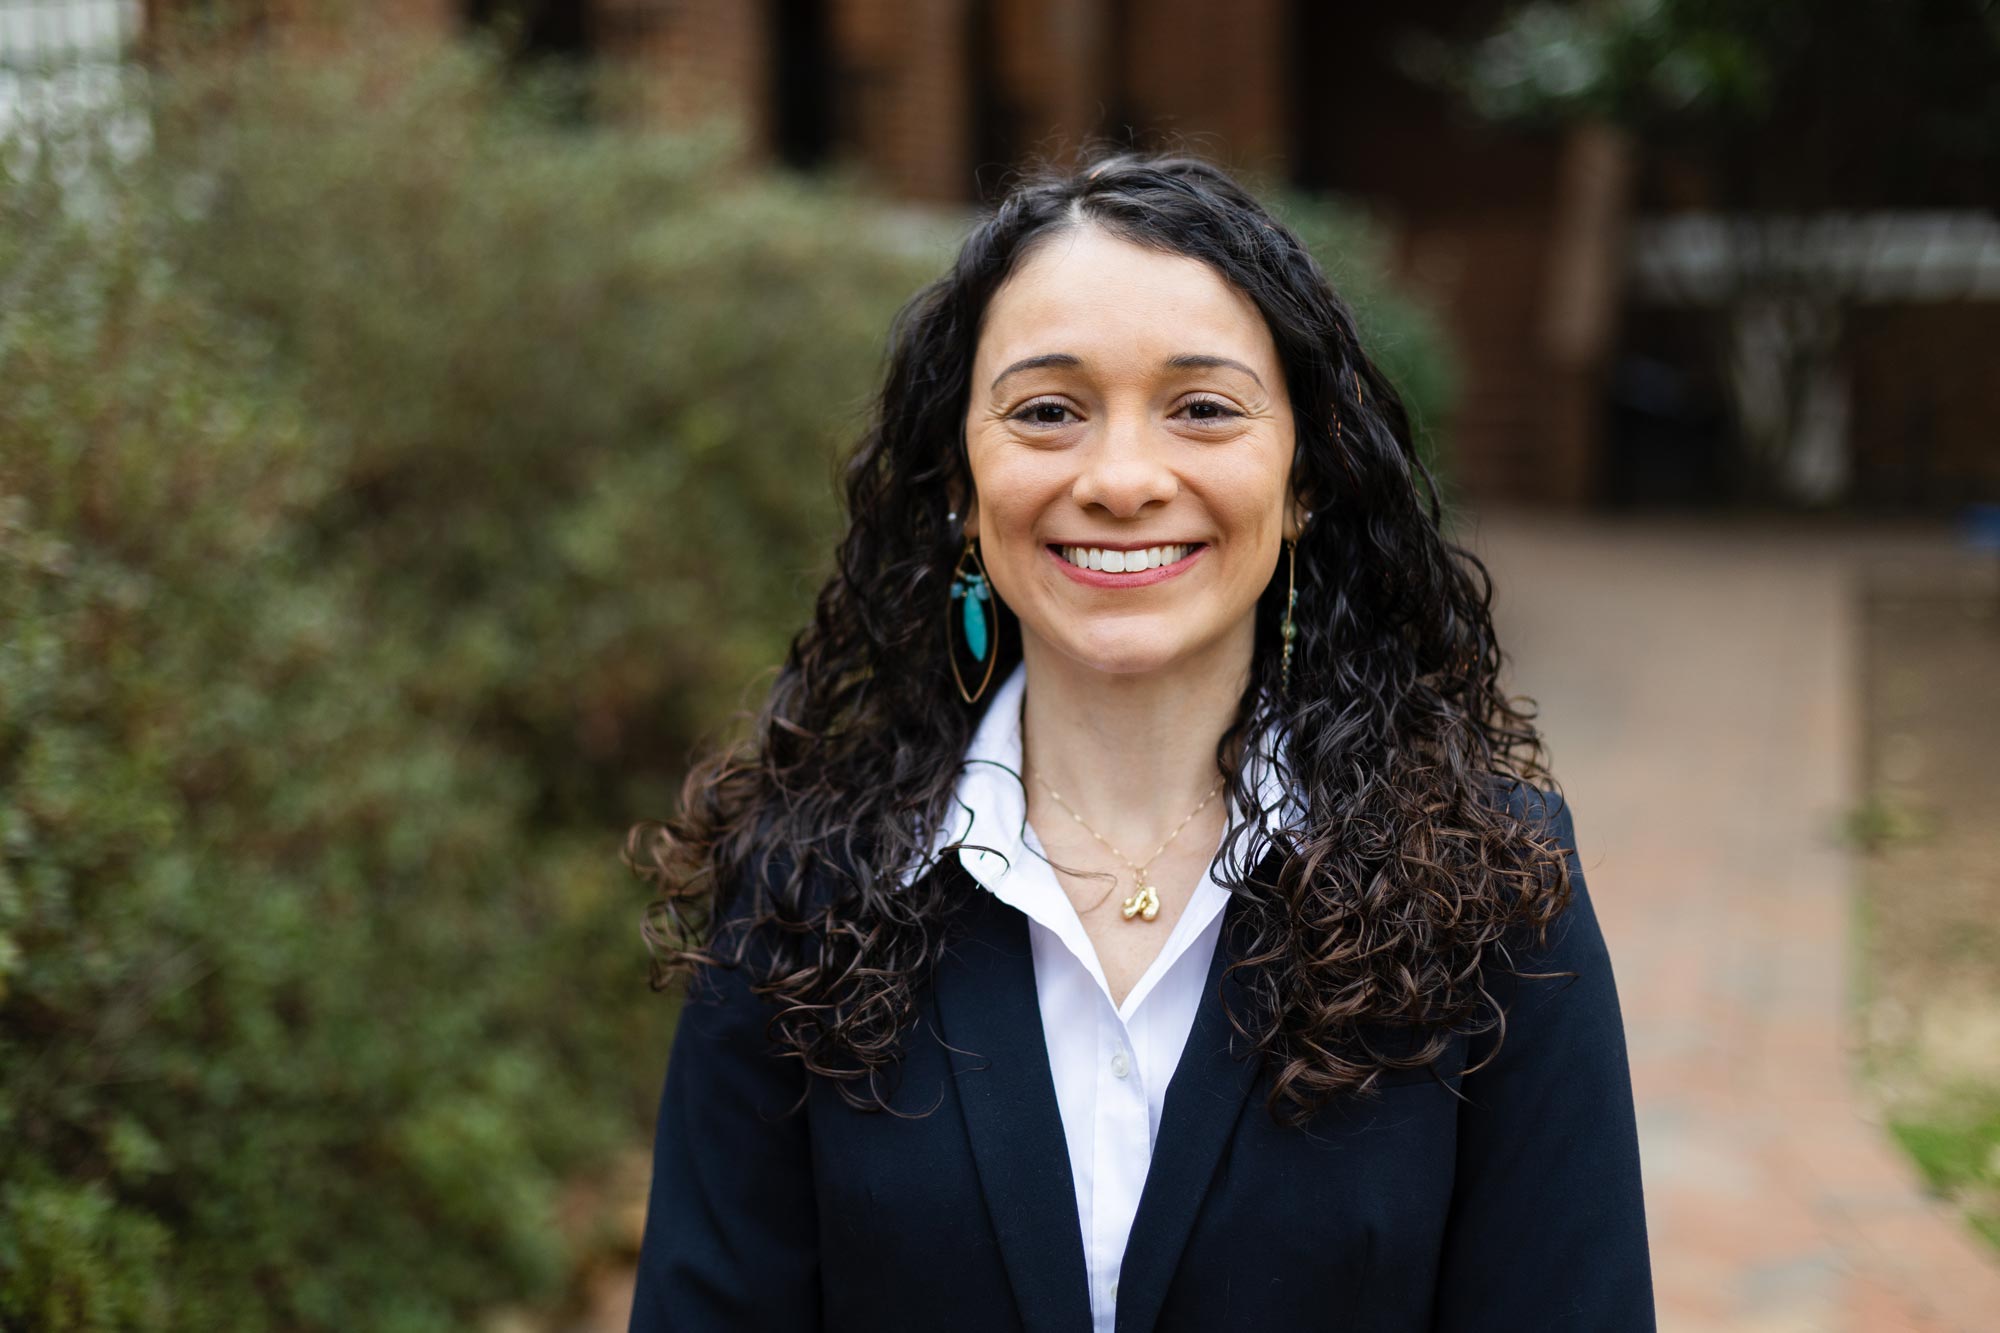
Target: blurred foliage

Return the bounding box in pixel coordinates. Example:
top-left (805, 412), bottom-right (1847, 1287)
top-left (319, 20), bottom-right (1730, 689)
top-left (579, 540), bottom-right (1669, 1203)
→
top-left (146, 35), bottom-right (960, 830)
top-left (1843, 793), bottom-right (1938, 855)
top-left (0, 16), bottom-right (1459, 1330)
top-left (0, 28), bottom-right (952, 1333)
top-left (1401, 0), bottom-right (1773, 130)
top-left (1401, 0), bottom-right (2000, 208)
top-left (1891, 1084), bottom-right (2000, 1251)
top-left (1268, 190), bottom-right (1460, 483)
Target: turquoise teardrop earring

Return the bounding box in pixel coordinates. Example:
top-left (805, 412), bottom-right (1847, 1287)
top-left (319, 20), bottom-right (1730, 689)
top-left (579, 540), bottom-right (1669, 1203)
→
top-left (949, 535), bottom-right (997, 704)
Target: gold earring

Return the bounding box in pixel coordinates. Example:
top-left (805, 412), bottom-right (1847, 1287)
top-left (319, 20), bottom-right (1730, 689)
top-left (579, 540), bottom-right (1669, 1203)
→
top-left (948, 537), bottom-right (997, 704)
top-left (1279, 537), bottom-right (1298, 694)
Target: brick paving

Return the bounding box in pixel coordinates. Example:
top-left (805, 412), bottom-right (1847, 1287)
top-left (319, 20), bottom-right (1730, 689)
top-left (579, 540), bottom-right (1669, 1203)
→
top-left (1469, 513), bottom-right (2000, 1333)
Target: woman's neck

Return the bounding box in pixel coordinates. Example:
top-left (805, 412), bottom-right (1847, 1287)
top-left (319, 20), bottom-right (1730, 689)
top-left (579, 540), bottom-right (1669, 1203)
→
top-left (1016, 627), bottom-right (1252, 853)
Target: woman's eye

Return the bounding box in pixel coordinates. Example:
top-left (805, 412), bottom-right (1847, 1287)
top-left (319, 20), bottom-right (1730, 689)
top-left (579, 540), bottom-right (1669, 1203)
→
top-left (1010, 399), bottom-right (1076, 426)
top-left (1179, 396), bottom-right (1241, 423)
top-left (1007, 397), bottom-right (1239, 427)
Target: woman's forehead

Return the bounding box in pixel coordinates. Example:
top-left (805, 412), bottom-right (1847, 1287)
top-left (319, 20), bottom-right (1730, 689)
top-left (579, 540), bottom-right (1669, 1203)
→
top-left (974, 227), bottom-right (1277, 380)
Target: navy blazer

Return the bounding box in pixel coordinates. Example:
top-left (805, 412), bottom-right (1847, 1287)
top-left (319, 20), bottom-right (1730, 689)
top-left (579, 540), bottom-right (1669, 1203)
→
top-left (629, 792), bottom-right (1655, 1331)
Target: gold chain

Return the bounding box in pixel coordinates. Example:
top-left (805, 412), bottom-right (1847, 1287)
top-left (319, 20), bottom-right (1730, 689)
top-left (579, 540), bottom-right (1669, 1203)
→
top-left (1031, 768), bottom-right (1224, 923)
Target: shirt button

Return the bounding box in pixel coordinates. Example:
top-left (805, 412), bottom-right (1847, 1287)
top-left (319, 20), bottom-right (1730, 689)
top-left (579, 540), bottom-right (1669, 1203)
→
top-left (1110, 1050), bottom-right (1130, 1079)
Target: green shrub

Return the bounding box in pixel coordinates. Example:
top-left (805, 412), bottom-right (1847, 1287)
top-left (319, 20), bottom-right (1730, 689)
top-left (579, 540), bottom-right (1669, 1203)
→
top-left (0, 32), bottom-right (952, 1332)
top-left (1890, 1084), bottom-right (2000, 1251)
top-left (147, 34), bottom-right (960, 829)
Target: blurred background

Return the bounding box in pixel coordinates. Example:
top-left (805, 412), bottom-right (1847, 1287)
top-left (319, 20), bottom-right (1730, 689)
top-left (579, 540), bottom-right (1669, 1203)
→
top-left (1, 1), bottom-right (1995, 1329)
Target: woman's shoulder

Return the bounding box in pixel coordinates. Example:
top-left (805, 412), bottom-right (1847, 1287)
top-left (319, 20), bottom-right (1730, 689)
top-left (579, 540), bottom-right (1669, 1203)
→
top-left (1467, 777), bottom-right (1619, 1064)
top-left (1487, 775), bottom-right (1575, 845)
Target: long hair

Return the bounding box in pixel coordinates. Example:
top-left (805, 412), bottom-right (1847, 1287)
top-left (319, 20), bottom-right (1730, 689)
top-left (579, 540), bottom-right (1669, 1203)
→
top-left (627, 150), bottom-right (1572, 1126)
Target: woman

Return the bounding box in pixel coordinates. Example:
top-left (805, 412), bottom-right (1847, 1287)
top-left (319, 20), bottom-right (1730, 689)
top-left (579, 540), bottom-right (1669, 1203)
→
top-left (625, 152), bottom-right (1653, 1332)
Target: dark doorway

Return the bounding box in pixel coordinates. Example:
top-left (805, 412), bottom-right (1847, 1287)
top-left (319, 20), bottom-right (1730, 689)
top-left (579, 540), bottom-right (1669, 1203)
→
top-left (966, 0), bottom-right (1032, 201)
top-left (770, 0), bottom-right (836, 171)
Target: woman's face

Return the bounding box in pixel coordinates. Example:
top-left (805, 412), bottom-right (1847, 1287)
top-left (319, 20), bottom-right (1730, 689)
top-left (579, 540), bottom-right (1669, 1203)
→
top-left (962, 224), bottom-right (1299, 682)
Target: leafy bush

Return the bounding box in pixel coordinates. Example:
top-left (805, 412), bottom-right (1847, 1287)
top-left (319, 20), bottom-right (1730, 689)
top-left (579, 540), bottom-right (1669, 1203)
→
top-left (1891, 1084), bottom-right (2000, 1251)
top-left (147, 34), bottom-right (961, 830)
top-left (0, 32), bottom-right (952, 1332)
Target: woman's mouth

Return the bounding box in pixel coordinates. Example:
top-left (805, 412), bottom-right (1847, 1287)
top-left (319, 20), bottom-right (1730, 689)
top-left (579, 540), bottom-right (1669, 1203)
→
top-left (1047, 542), bottom-right (1207, 588)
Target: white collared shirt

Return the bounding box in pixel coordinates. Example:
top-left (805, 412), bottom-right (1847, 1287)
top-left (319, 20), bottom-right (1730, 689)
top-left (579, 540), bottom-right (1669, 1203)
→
top-left (904, 662), bottom-right (1292, 1333)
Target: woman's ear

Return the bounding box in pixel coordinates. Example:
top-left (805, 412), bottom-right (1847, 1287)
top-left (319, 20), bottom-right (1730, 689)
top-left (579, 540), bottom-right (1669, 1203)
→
top-left (942, 474), bottom-right (978, 541)
top-left (955, 425), bottom-right (982, 541)
top-left (1282, 490), bottom-right (1308, 543)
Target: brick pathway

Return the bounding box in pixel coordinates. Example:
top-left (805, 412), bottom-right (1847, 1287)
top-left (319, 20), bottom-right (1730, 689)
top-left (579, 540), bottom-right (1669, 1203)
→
top-left (1470, 513), bottom-right (2000, 1333)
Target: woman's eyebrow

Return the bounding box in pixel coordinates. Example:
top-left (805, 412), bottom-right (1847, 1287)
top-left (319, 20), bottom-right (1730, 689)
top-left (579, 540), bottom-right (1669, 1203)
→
top-left (990, 352), bottom-right (1081, 391)
top-left (1162, 353), bottom-right (1264, 388)
top-left (989, 351), bottom-right (1265, 392)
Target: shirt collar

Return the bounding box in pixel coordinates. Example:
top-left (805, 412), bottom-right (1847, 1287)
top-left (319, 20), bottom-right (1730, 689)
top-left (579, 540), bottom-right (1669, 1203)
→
top-left (905, 660), bottom-right (1300, 897)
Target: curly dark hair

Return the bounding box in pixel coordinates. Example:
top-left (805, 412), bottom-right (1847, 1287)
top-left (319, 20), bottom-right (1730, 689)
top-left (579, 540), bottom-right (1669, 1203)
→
top-left (627, 149), bottom-right (1573, 1126)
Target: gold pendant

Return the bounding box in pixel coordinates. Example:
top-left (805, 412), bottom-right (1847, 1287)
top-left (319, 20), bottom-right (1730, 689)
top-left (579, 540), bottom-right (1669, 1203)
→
top-left (1120, 882), bottom-right (1161, 922)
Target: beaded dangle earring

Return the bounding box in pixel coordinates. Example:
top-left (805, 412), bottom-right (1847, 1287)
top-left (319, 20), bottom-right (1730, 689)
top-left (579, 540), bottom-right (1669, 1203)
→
top-left (1279, 536), bottom-right (1299, 695)
top-left (1279, 507), bottom-right (1310, 696)
top-left (947, 528), bottom-right (997, 704)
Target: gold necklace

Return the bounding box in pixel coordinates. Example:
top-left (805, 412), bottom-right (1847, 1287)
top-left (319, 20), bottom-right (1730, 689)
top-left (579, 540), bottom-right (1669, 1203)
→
top-left (1031, 769), bottom-right (1225, 923)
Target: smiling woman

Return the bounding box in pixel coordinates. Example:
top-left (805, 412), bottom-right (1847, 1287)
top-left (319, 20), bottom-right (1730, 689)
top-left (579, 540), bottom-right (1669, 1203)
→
top-left (964, 226), bottom-right (1299, 720)
top-left (625, 151), bottom-right (1655, 1332)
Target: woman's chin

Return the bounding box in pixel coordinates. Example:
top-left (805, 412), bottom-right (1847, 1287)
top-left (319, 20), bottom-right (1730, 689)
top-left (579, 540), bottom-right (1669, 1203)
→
top-left (1041, 629), bottom-right (1219, 682)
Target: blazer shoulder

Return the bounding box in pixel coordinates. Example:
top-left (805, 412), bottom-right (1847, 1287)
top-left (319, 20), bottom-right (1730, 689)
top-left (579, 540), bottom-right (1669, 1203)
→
top-left (1487, 776), bottom-right (1575, 845)
top-left (1469, 778), bottom-right (1618, 1061)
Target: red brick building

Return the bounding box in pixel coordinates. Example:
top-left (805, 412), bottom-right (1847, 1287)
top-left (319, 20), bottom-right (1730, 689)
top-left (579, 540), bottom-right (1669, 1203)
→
top-left (137, 0), bottom-right (2000, 512)
top-left (576, 0), bottom-right (1624, 508)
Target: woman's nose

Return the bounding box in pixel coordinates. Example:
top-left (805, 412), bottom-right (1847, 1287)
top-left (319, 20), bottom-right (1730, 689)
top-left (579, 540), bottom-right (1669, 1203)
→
top-left (1069, 419), bottom-right (1179, 517)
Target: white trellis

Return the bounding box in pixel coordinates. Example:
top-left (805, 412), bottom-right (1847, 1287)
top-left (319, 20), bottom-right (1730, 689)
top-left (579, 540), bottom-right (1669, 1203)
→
top-left (1629, 211), bottom-right (2000, 504)
top-left (0, 0), bottom-right (143, 132)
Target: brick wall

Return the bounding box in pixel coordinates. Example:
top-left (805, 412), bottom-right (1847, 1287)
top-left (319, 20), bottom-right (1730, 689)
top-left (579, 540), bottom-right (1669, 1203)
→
top-left (594, 0), bottom-right (768, 149)
top-left (140, 0), bottom-right (1626, 509)
top-left (1848, 302), bottom-right (2000, 508)
top-left (1118, 0), bottom-right (1288, 174)
top-left (830, 0), bottom-right (970, 201)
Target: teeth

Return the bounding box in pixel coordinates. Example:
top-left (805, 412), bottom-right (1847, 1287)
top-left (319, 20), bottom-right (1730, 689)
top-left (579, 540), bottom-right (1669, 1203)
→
top-left (1059, 544), bottom-right (1195, 572)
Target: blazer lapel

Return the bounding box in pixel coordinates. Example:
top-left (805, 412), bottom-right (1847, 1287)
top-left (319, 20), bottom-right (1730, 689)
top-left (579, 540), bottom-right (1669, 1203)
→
top-left (1113, 849), bottom-right (1281, 1333)
top-left (932, 860), bottom-right (1094, 1333)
